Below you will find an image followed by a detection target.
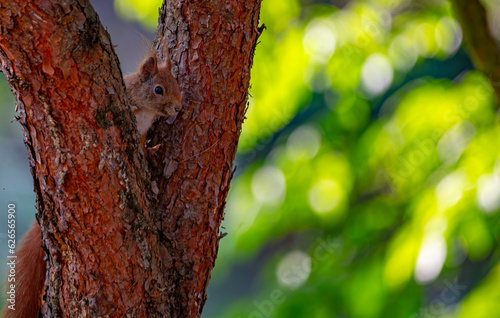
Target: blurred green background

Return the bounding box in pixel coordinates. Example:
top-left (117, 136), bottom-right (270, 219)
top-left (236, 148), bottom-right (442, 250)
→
top-left (2, 0), bottom-right (500, 317)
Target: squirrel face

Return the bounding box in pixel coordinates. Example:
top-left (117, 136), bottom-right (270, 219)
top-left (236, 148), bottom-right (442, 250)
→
top-left (124, 54), bottom-right (182, 137)
top-left (126, 55), bottom-right (182, 117)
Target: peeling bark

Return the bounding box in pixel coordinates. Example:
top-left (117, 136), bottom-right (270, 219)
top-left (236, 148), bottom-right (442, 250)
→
top-left (0, 0), bottom-right (262, 316)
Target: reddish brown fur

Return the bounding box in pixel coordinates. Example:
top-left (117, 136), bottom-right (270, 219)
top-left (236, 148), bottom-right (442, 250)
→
top-left (124, 53), bottom-right (182, 138)
top-left (124, 55), bottom-right (181, 117)
top-left (2, 223), bottom-right (45, 318)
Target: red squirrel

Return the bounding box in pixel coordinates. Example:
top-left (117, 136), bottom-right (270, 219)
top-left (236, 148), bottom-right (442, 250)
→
top-left (125, 47), bottom-right (182, 153)
top-left (2, 49), bottom-right (182, 317)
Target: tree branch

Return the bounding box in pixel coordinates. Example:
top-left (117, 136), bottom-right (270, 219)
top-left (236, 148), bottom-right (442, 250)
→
top-left (0, 0), bottom-right (160, 316)
top-left (149, 0), bottom-right (263, 315)
top-left (451, 0), bottom-right (500, 103)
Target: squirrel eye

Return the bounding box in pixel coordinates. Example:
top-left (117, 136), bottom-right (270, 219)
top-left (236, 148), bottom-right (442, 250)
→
top-left (154, 86), bottom-right (164, 95)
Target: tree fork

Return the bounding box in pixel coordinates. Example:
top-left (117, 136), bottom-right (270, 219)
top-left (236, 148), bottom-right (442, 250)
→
top-left (0, 0), bottom-right (262, 316)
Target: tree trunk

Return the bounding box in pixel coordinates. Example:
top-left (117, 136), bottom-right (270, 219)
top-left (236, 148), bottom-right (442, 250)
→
top-left (0, 0), bottom-right (262, 316)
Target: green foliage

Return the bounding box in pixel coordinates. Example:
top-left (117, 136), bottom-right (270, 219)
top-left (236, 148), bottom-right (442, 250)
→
top-left (114, 0), bottom-right (160, 30)
top-left (116, 1), bottom-right (500, 317)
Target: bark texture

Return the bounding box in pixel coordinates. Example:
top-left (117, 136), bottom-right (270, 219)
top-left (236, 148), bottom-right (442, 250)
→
top-left (0, 0), bottom-right (262, 316)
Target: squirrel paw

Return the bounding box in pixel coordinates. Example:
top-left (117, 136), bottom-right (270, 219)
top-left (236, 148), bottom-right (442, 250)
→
top-left (145, 144), bottom-right (161, 165)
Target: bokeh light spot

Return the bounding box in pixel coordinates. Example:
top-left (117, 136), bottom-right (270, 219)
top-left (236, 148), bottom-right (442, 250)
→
top-left (435, 17), bottom-right (462, 55)
top-left (435, 170), bottom-right (467, 211)
top-left (389, 34), bottom-right (419, 71)
top-left (361, 53), bottom-right (393, 96)
top-left (308, 179), bottom-right (341, 214)
top-left (251, 166), bottom-right (286, 204)
top-left (415, 233), bottom-right (447, 284)
top-left (303, 18), bottom-right (337, 63)
top-left (276, 250), bottom-right (311, 290)
top-left (477, 173), bottom-right (500, 214)
top-left (286, 125), bottom-right (322, 161)
top-left (437, 121), bottom-right (475, 165)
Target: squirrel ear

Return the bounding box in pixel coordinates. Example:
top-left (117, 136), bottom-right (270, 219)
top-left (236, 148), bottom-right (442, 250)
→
top-left (140, 56), bottom-right (158, 80)
top-left (164, 49), bottom-right (172, 71)
top-left (159, 44), bottom-right (172, 71)
top-left (163, 56), bottom-right (172, 71)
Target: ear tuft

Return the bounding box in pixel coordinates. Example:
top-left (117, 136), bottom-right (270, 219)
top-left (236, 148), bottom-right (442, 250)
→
top-left (160, 44), bottom-right (172, 71)
top-left (140, 56), bottom-right (157, 80)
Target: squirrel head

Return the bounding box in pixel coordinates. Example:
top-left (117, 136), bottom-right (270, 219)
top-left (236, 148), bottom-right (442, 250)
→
top-left (125, 52), bottom-right (182, 118)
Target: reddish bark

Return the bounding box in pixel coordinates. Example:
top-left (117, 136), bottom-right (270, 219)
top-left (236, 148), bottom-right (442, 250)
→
top-left (0, 0), bottom-right (262, 316)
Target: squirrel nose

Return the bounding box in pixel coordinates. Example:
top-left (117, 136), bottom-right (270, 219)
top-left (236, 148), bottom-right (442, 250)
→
top-left (174, 102), bottom-right (182, 112)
